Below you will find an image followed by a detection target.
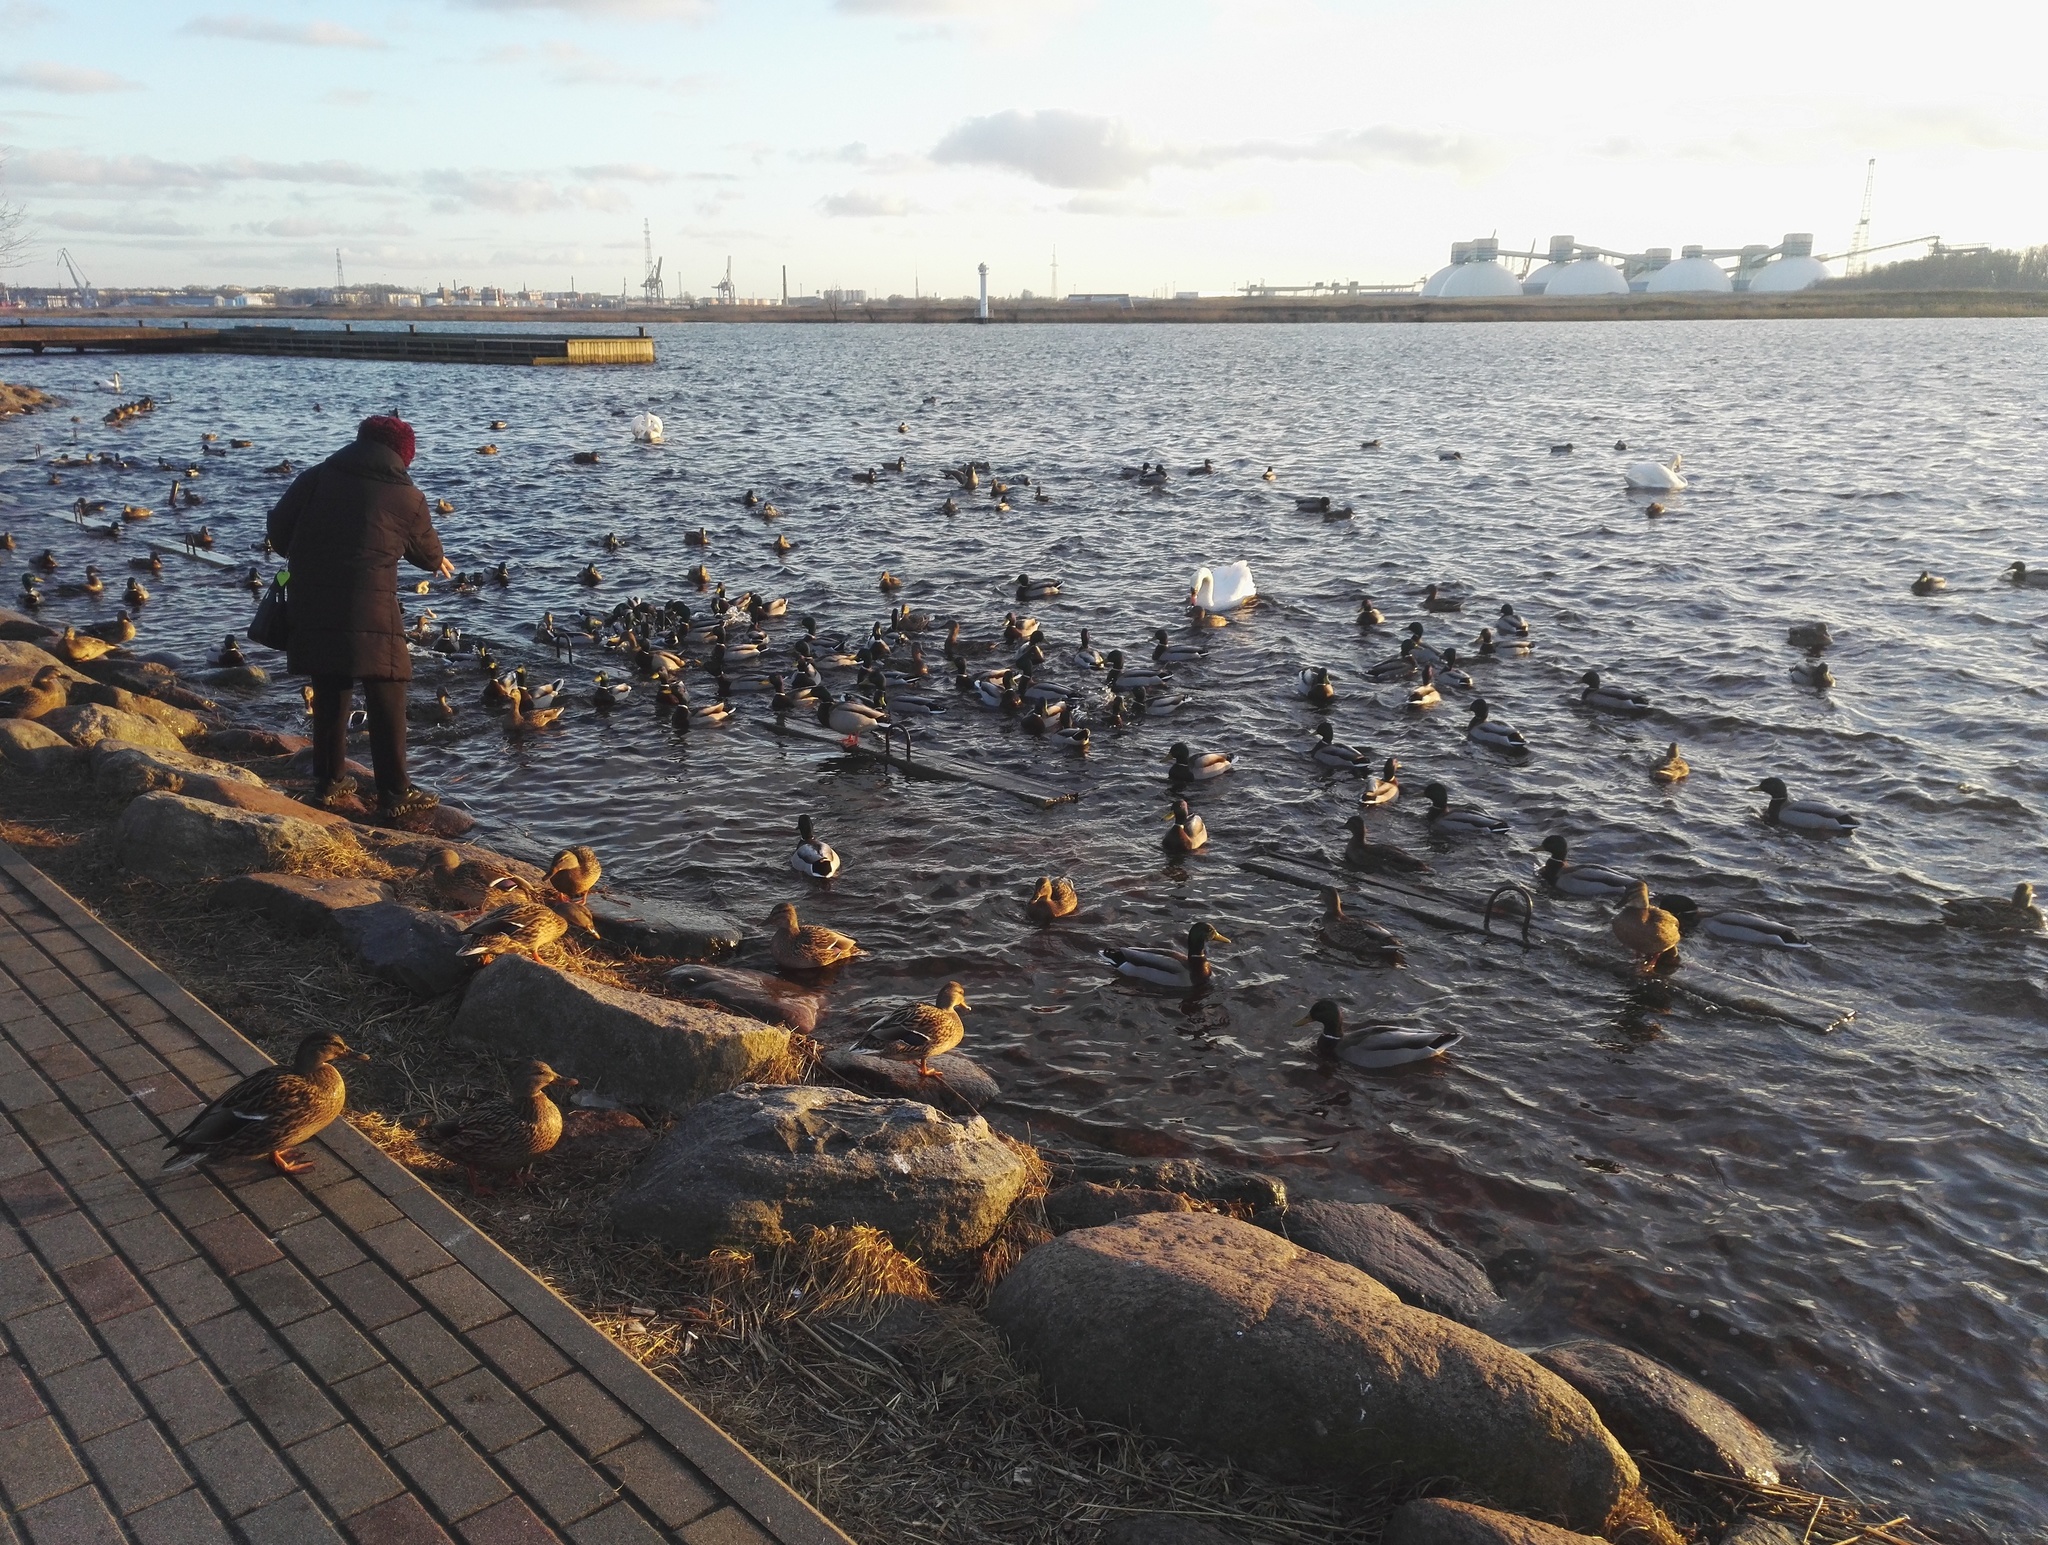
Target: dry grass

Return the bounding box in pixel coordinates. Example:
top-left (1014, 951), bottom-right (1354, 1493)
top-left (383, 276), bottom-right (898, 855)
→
top-left (1638, 1460), bottom-right (1945, 1545)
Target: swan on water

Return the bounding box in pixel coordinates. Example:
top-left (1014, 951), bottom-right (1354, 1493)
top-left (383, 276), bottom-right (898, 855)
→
top-left (631, 412), bottom-right (664, 444)
top-left (1625, 454), bottom-right (1686, 492)
top-left (94, 372), bottom-right (123, 394)
top-left (1189, 561), bottom-right (1256, 613)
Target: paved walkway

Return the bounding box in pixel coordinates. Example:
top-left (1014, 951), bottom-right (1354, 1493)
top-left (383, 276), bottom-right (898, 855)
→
top-left (0, 842), bottom-right (853, 1545)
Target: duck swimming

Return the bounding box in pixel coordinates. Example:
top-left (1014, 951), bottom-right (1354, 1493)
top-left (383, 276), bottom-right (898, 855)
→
top-left (1100, 920), bottom-right (1229, 991)
top-left (1163, 798), bottom-right (1209, 854)
top-left (1651, 743), bottom-right (1689, 784)
top-left (1911, 571), bottom-right (1946, 595)
top-left (1343, 813), bottom-right (1429, 874)
top-left (1016, 573), bottom-right (1061, 600)
top-left (1404, 669), bottom-right (1441, 711)
top-left (1612, 882), bottom-right (1682, 973)
top-left (1300, 721), bottom-right (1371, 772)
top-left (1422, 781), bottom-right (1509, 837)
top-left (1026, 876), bottom-right (1080, 923)
top-left (1753, 776), bottom-right (1858, 833)
top-left (2004, 561), bottom-right (2048, 589)
top-left (1316, 890), bottom-right (1400, 961)
top-left (1300, 1000), bottom-right (1460, 1069)
top-left (1465, 699), bottom-right (1529, 754)
top-left (1358, 756), bottom-right (1401, 806)
top-left (1789, 660), bottom-right (1835, 689)
top-left (1296, 666), bottom-right (1338, 706)
top-left (855, 982), bottom-right (969, 1076)
top-left (1421, 583), bottom-right (1463, 613)
top-left (790, 815), bottom-right (841, 880)
top-left (1167, 741), bottom-right (1232, 787)
top-left (767, 901), bottom-right (865, 970)
top-left (1940, 882), bottom-right (2042, 933)
top-left (1579, 670), bottom-right (1651, 715)
top-left (1536, 835), bottom-right (1637, 899)
top-left (1655, 894), bottom-right (1811, 948)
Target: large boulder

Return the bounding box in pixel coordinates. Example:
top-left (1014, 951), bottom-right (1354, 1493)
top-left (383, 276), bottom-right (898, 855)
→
top-left (0, 640), bottom-right (77, 678)
top-left (986, 1213), bottom-right (1638, 1531)
top-left (1530, 1341), bottom-right (1780, 1485)
top-left (1383, 1499), bottom-right (1604, 1545)
top-left (586, 892), bottom-right (742, 959)
top-left (450, 954), bottom-right (791, 1110)
top-left (0, 616), bottom-right (59, 646)
top-left (611, 1084), bottom-right (1032, 1259)
top-left (68, 683), bottom-right (208, 739)
top-left (218, 873), bottom-right (398, 936)
top-left (331, 903), bottom-right (471, 996)
top-left (822, 1046), bottom-right (999, 1118)
top-left (0, 719), bottom-right (84, 776)
top-left (41, 703), bottom-right (185, 754)
top-left (93, 739), bottom-right (264, 801)
top-left (1044, 1183), bottom-right (1198, 1234)
top-left (1265, 1201), bottom-right (1502, 1325)
top-left (665, 962), bottom-right (824, 1033)
top-left (110, 791), bottom-right (361, 882)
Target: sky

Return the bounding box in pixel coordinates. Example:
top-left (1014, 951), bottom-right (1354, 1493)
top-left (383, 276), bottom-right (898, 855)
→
top-left (2, 0), bottom-right (2044, 298)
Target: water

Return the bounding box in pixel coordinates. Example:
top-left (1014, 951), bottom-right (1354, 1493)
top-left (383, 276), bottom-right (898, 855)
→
top-left (6, 319), bottom-right (2046, 1538)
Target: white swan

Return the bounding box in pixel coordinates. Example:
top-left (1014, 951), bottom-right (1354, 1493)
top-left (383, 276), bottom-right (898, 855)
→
top-left (1189, 560), bottom-right (1256, 613)
top-left (1625, 454), bottom-right (1686, 492)
top-left (94, 372), bottom-right (122, 394)
top-left (631, 412), bottom-right (664, 444)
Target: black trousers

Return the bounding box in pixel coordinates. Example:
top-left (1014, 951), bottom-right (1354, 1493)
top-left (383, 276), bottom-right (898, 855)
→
top-left (310, 677), bottom-right (407, 800)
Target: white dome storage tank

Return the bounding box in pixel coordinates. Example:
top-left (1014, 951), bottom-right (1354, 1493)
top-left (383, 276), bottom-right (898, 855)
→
top-left (1647, 246), bottom-right (1732, 294)
top-left (1440, 240), bottom-right (1522, 298)
top-left (1522, 261), bottom-right (1566, 295)
top-left (1422, 241), bottom-right (1475, 298)
top-left (1543, 257), bottom-right (1629, 296)
top-left (1748, 255), bottom-right (1828, 292)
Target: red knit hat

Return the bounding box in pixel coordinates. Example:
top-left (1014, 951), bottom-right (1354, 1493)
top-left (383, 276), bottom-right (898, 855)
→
top-left (357, 414), bottom-right (416, 466)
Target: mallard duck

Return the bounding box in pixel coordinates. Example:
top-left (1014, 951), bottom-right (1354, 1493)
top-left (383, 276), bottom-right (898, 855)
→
top-left (854, 982), bottom-right (969, 1075)
top-left (1786, 621), bottom-right (1832, 651)
top-left (54, 627), bottom-right (115, 665)
top-left (1100, 921), bottom-right (1229, 991)
top-left (217, 634), bottom-right (245, 668)
top-left (87, 609), bottom-right (137, 646)
top-left (1300, 1000), bottom-right (1460, 1068)
top-left (1402, 621), bottom-right (1445, 667)
top-left (2003, 561), bottom-right (2048, 589)
top-left (1356, 596), bottom-right (1386, 628)
top-left (1105, 650), bottom-right (1169, 691)
top-left (547, 845), bottom-right (602, 898)
top-left (1359, 757), bottom-right (1401, 806)
top-left (770, 533), bottom-right (794, 556)
top-left (1016, 573), bottom-right (1061, 600)
top-left (0, 666), bottom-right (67, 722)
top-left (1494, 603), bottom-right (1532, 639)
top-left (1655, 894), bottom-right (1811, 948)
top-left (1422, 782), bottom-right (1509, 837)
top-left (591, 673), bottom-right (632, 709)
top-left (32, 548), bottom-right (59, 571)
top-left (1465, 699), bottom-right (1529, 754)
top-left (1404, 669), bottom-right (1441, 710)
top-left (459, 880), bottom-right (596, 961)
top-left (1317, 889), bottom-right (1400, 959)
top-left (1365, 641), bottom-right (1417, 683)
top-left (1433, 648), bottom-right (1474, 691)
top-left (1911, 571), bottom-right (1946, 596)
top-left (1940, 882), bottom-right (2043, 933)
top-left (1421, 583), bottom-right (1463, 613)
top-left (767, 901), bottom-right (865, 970)
top-left (1652, 743), bottom-right (1689, 784)
top-left (1027, 875), bottom-right (1079, 923)
top-left (1789, 660), bottom-right (1835, 689)
top-left (578, 564), bottom-right (602, 587)
top-left (791, 815), bottom-right (841, 880)
top-left (1168, 741), bottom-right (1231, 787)
top-left (817, 696), bottom-right (889, 734)
top-left (1754, 777), bottom-right (1857, 833)
top-left (1296, 666), bottom-right (1338, 706)
top-left (1579, 671), bottom-right (1650, 714)
top-left (879, 570), bottom-right (904, 591)
top-left (504, 686), bottom-right (563, 732)
top-left (436, 497), bottom-right (456, 514)
top-left (685, 527), bottom-right (712, 547)
top-left (1301, 721), bottom-right (1372, 773)
top-left (429, 848), bottom-right (519, 910)
top-left (79, 565), bottom-right (104, 596)
top-left (162, 1031), bottom-right (365, 1175)
top-left (125, 578), bottom-right (152, 608)
top-left (422, 1060), bottom-right (573, 1192)
top-left (1163, 798), bottom-right (1209, 854)
top-left (1612, 882), bottom-right (1682, 973)
top-left (1343, 814), bottom-right (1429, 874)
top-left (1536, 835), bottom-right (1637, 899)
top-left (1262, 465), bottom-right (1277, 480)
top-left (1152, 630), bottom-right (1206, 665)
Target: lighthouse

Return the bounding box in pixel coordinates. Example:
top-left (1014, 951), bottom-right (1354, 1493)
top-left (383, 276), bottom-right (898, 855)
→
top-left (977, 263), bottom-right (989, 321)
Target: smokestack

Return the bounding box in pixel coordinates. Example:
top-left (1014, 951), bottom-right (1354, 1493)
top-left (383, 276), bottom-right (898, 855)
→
top-left (977, 263), bottom-right (989, 321)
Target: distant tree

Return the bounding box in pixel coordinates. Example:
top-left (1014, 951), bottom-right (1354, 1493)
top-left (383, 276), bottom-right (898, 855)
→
top-left (0, 156), bottom-right (31, 272)
top-left (1829, 245), bottom-right (2048, 291)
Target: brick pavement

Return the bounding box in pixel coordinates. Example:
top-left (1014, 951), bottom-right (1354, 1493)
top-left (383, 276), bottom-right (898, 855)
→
top-left (0, 842), bottom-right (854, 1545)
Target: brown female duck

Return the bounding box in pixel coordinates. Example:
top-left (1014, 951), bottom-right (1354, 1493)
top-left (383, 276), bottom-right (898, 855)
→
top-left (162, 1031), bottom-right (365, 1174)
top-left (422, 1060), bottom-right (574, 1193)
top-left (854, 982), bottom-right (969, 1075)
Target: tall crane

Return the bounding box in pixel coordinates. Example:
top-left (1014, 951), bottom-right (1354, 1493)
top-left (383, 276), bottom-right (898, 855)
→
top-left (640, 219), bottom-right (664, 304)
top-left (56, 248), bottom-right (94, 306)
top-left (1847, 159), bottom-right (1876, 277)
top-left (714, 257), bottom-right (735, 306)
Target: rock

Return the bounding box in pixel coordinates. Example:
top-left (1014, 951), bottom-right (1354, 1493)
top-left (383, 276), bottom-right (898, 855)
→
top-left (331, 903), bottom-right (472, 996)
top-left (0, 719), bottom-right (84, 776)
top-left (1264, 1201), bottom-right (1502, 1325)
top-left (1054, 1152), bottom-right (1286, 1214)
top-left (217, 873), bottom-right (397, 936)
top-left (202, 727), bottom-right (305, 758)
top-left (74, 657), bottom-right (218, 715)
top-left (283, 748), bottom-right (375, 784)
top-left (1044, 1182), bottom-right (1197, 1233)
top-left (41, 703), bottom-right (186, 754)
top-left (986, 1213), bottom-right (1638, 1530)
top-left (364, 800), bottom-right (475, 839)
top-left (0, 641), bottom-right (79, 679)
top-left (665, 962), bottom-right (824, 1033)
top-left (110, 791), bottom-right (361, 883)
top-left (199, 665), bottom-right (271, 689)
top-left (92, 740), bottom-right (264, 801)
top-left (450, 954), bottom-right (791, 1110)
top-left (1531, 1340), bottom-right (1780, 1485)
top-left (553, 1106), bottom-right (656, 1171)
top-left (67, 683), bottom-right (208, 739)
top-left (1100, 1517), bottom-right (1251, 1545)
top-left (823, 1047), bottom-right (999, 1117)
top-left (586, 892), bottom-right (742, 960)
top-left (1720, 1522), bottom-right (1801, 1545)
top-left (178, 778), bottom-right (350, 827)
top-left (0, 614), bottom-right (58, 645)
top-left (1382, 1499), bottom-right (1604, 1545)
top-left (612, 1084), bottom-right (1032, 1259)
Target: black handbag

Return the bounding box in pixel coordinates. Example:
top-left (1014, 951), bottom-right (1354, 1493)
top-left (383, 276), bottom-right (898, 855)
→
top-left (247, 569), bottom-right (290, 651)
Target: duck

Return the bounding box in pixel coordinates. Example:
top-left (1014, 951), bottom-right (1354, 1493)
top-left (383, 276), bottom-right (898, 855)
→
top-left (1100, 920), bottom-right (1229, 991)
top-left (1364, 640), bottom-right (1418, 683)
top-left (1624, 454), bottom-right (1686, 492)
top-left (790, 815), bottom-right (842, 880)
top-left (1069, 629), bottom-right (1105, 671)
top-left (87, 610), bottom-right (136, 645)
top-left (54, 627), bottom-right (115, 665)
top-left (766, 901), bottom-right (865, 970)
top-left (1301, 1000), bottom-right (1460, 1069)
top-left (1579, 670), bottom-right (1651, 715)
top-left (1753, 777), bottom-right (1858, 833)
top-left (1104, 650), bottom-right (1169, 692)
top-left (1342, 813), bottom-right (1429, 874)
top-left (1026, 876), bottom-right (1080, 923)
top-left (817, 695), bottom-right (890, 734)
top-left (2003, 561), bottom-right (2048, 589)
top-left (1262, 466), bottom-right (1277, 480)
top-left (504, 685), bottom-right (564, 733)
top-left (685, 527), bottom-right (712, 547)
top-left (1016, 573), bottom-right (1061, 600)
top-left (0, 666), bottom-right (67, 722)
top-left (420, 1059), bottom-right (572, 1193)
top-left (1296, 666), bottom-right (1338, 706)
top-left (1167, 741), bottom-right (1232, 787)
top-left (854, 982), bottom-right (970, 1075)
top-left (1655, 895), bottom-right (1812, 948)
top-left (1404, 669), bottom-right (1441, 711)
top-left (1316, 890), bottom-right (1400, 960)
top-left (436, 498), bottom-right (456, 515)
top-left (1789, 660), bottom-right (1835, 689)
top-left (1786, 621), bottom-right (1832, 651)
top-left (1651, 743), bottom-right (1689, 784)
top-left (1911, 571), bottom-right (1947, 596)
top-left (413, 689), bottom-right (458, 725)
top-left (161, 1031), bottom-right (366, 1175)
top-left (1356, 596), bottom-right (1386, 628)
top-left (1940, 882), bottom-right (2044, 934)
top-left (547, 845), bottom-right (602, 899)
top-left (1432, 648), bottom-right (1475, 691)
top-left (1494, 603), bottom-right (1532, 640)
top-left (1421, 583), bottom-right (1463, 613)
top-left (1465, 699), bottom-right (1529, 754)
top-left (459, 879), bottom-right (596, 960)
top-left (1612, 882), bottom-right (1682, 973)
top-left (1536, 835), bottom-right (1637, 899)
top-left (591, 674), bottom-right (632, 710)
top-left (1152, 629), bottom-right (1206, 665)
top-left (1188, 561), bottom-right (1256, 613)
top-left (32, 548), bottom-right (58, 571)
top-left (1162, 798), bottom-right (1209, 854)
top-left (78, 565), bottom-right (104, 596)
top-left (578, 564), bottom-right (602, 587)
top-left (1301, 721), bottom-right (1372, 773)
top-left (122, 578), bottom-right (152, 612)
top-left (1402, 622), bottom-right (1445, 667)
top-left (1422, 782), bottom-right (1509, 837)
top-left (852, 467), bottom-right (880, 485)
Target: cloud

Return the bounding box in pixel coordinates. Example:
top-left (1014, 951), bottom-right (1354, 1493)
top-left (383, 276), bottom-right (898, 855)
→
top-left (1060, 193), bottom-right (1176, 218)
top-left (180, 14), bottom-right (384, 47)
top-left (834, 0), bottom-right (986, 11)
top-left (10, 150), bottom-right (383, 189)
top-left (933, 108), bottom-right (1500, 188)
top-left (420, 169), bottom-right (631, 214)
top-left (455, 0), bottom-right (710, 17)
top-left (322, 88), bottom-right (374, 106)
top-left (1, 3), bottom-right (56, 22)
top-left (569, 162), bottom-right (672, 182)
top-left (820, 191), bottom-right (910, 217)
top-left (484, 38), bottom-right (701, 88)
top-left (1834, 104), bottom-right (2042, 152)
top-left (47, 211), bottom-right (201, 236)
top-left (239, 216), bottom-right (416, 238)
top-left (0, 62), bottom-right (139, 93)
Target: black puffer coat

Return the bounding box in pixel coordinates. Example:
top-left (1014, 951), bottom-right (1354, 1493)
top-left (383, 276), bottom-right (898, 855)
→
top-left (266, 438), bottom-right (444, 681)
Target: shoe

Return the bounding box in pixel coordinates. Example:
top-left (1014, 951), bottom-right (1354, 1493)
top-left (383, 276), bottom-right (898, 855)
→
top-left (378, 785), bottom-right (440, 820)
top-left (315, 776), bottom-right (358, 810)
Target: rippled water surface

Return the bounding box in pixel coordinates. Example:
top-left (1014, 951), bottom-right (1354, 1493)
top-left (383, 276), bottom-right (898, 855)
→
top-left (6, 319), bottom-right (2047, 1538)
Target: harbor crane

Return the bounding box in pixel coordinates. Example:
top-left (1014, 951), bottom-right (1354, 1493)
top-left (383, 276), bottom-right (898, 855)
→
top-left (56, 248), bottom-right (95, 306)
top-left (1847, 160), bottom-right (1876, 277)
top-left (640, 218), bottom-right (664, 304)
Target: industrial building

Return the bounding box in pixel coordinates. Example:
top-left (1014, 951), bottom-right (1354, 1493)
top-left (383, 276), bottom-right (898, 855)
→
top-left (1422, 234), bottom-right (1832, 297)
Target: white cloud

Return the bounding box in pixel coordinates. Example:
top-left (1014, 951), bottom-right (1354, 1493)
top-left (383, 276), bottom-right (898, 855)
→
top-left (455, 0), bottom-right (710, 17)
top-left (420, 169), bottom-right (632, 213)
top-left (570, 162), bottom-right (673, 182)
top-left (322, 89), bottom-right (374, 106)
top-left (48, 211), bottom-right (202, 236)
top-left (11, 151), bottom-right (383, 189)
top-left (0, 62), bottom-right (139, 93)
top-left (180, 15), bottom-right (385, 48)
top-left (820, 190), bottom-right (910, 217)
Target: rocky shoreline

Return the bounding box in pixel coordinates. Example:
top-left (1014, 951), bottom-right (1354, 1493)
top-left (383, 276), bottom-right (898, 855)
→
top-left (0, 382), bottom-right (57, 419)
top-left (0, 614), bottom-right (1912, 1545)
